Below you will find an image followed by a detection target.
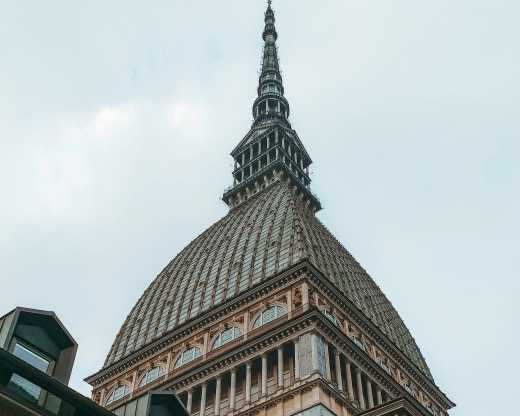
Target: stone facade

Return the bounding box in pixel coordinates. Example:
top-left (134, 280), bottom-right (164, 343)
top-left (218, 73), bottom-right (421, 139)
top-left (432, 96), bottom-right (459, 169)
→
top-left (86, 267), bottom-right (453, 416)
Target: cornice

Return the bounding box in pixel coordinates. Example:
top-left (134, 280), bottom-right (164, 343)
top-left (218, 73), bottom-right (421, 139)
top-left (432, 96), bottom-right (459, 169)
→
top-left (302, 262), bottom-right (455, 409)
top-left (118, 309), bottom-right (424, 416)
top-left (314, 318), bottom-right (402, 399)
top-left (85, 260), bottom-right (309, 385)
top-left (357, 397), bottom-right (431, 416)
top-left (102, 308), bottom-right (445, 416)
top-left (163, 311), bottom-right (314, 391)
top-left (231, 378), bottom-right (358, 416)
top-left (87, 259), bottom-right (454, 410)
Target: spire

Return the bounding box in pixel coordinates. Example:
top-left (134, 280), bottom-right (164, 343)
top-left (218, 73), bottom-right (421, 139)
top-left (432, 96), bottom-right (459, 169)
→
top-left (252, 0), bottom-right (290, 127)
top-left (222, 2), bottom-right (321, 213)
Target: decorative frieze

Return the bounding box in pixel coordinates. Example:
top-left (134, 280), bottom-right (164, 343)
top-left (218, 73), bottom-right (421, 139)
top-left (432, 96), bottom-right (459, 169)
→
top-left (91, 268), bottom-right (451, 415)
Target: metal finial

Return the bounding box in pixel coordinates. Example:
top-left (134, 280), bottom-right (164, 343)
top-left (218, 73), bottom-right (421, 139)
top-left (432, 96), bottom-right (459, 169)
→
top-left (268, 0), bottom-right (272, 6)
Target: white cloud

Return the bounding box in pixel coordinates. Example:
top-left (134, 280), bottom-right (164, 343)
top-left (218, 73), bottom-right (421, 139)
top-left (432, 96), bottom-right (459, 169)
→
top-left (94, 103), bottom-right (138, 136)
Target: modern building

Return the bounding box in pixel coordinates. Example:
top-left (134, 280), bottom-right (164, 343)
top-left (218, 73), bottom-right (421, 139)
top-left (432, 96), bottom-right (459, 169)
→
top-left (0, 307), bottom-right (187, 416)
top-left (85, 3), bottom-right (455, 416)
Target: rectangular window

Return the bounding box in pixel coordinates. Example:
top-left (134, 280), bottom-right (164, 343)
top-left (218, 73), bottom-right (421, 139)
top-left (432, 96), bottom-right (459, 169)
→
top-left (13, 343), bottom-right (50, 373)
top-left (8, 340), bottom-right (53, 404)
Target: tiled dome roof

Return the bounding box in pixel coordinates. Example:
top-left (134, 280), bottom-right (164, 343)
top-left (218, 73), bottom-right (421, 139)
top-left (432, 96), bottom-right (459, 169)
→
top-left (104, 181), bottom-right (432, 380)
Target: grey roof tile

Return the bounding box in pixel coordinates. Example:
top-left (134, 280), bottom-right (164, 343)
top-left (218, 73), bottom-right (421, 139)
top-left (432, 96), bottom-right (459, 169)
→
top-left (104, 181), bottom-right (432, 380)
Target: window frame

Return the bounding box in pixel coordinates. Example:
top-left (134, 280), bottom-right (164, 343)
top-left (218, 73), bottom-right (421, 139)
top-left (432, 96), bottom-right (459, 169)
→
top-left (138, 366), bottom-right (166, 388)
top-left (175, 346), bottom-right (202, 368)
top-left (7, 339), bottom-right (55, 406)
top-left (252, 305), bottom-right (287, 329)
top-left (10, 339), bottom-right (54, 374)
top-left (211, 326), bottom-right (242, 350)
top-left (105, 384), bottom-right (131, 406)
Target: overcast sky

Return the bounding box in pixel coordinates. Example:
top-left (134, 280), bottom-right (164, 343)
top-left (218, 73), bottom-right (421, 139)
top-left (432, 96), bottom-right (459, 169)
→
top-left (1, 1), bottom-right (518, 414)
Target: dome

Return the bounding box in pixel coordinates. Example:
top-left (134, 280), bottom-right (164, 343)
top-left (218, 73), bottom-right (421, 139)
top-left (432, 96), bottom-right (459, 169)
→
top-left (104, 181), bottom-right (433, 380)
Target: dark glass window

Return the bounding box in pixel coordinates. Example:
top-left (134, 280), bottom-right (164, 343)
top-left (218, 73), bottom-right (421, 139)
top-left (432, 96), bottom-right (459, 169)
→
top-left (8, 341), bottom-right (52, 404)
top-left (13, 343), bottom-right (50, 373)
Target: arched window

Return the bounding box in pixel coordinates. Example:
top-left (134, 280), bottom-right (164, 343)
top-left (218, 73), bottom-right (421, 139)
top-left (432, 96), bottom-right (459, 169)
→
top-left (175, 346), bottom-right (202, 368)
top-left (212, 327), bottom-right (241, 350)
top-left (106, 384), bottom-right (130, 405)
top-left (139, 366), bottom-right (166, 388)
top-left (322, 310), bottom-right (340, 327)
top-left (253, 305), bottom-right (287, 329)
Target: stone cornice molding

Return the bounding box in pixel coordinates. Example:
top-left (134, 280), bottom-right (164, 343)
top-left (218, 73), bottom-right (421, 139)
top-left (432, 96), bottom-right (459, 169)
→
top-left (86, 261), bottom-right (309, 385)
top-left (121, 310), bottom-right (411, 413)
top-left (302, 262), bottom-right (455, 409)
top-left (230, 378), bottom-right (358, 416)
top-left (87, 260), bottom-right (453, 410)
top-left (357, 396), bottom-right (431, 416)
top-left (102, 309), bottom-right (443, 416)
top-left (164, 313), bottom-right (314, 391)
top-left (314, 316), bottom-right (403, 399)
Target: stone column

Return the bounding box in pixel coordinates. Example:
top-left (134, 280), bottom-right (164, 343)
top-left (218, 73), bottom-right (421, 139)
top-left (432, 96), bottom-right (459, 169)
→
top-left (345, 360), bottom-right (354, 400)
top-left (215, 376), bottom-right (222, 416)
top-left (261, 354), bottom-right (268, 397)
top-left (230, 369), bottom-right (237, 410)
top-left (366, 379), bottom-right (374, 408)
top-left (376, 386), bottom-right (383, 405)
top-left (324, 343), bottom-right (332, 381)
top-left (245, 361), bottom-right (252, 403)
top-left (203, 333), bottom-right (209, 357)
top-left (130, 371), bottom-right (138, 391)
top-left (278, 347), bottom-right (284, 389)
top-left (98, 389), bottom-right (105, 406)
top-left (294, 339), bottom-right (300, 380)
top-left (166, 351), bottom-right (172, 374)
top-left (335, 351), bottom-right (343, 391)
top-left (187, 389), bottom-right (193, 414)
top-left (200, 383), bottom-right (207, 416)
top-left (243, 311), bottom-right (250, 340)
top-left (286, 289), bottom-right (293, 317)
top-left (311, 333), bottom-right (319, 372)
top-left (356, 368), bottom-right (366, 410)
top-left (301, 282), bottom-right (310, 310)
